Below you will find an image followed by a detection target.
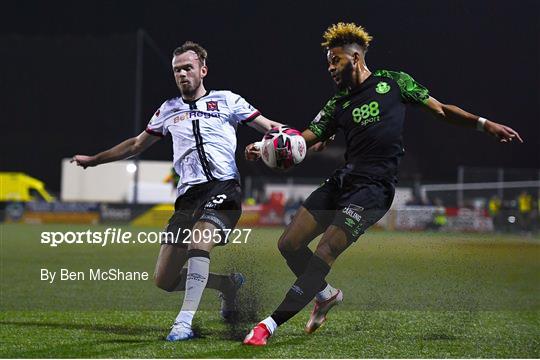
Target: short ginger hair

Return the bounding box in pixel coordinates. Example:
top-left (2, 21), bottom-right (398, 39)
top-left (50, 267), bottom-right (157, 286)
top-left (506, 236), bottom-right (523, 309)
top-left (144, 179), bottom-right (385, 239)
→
top-left (173, 41), bottom-right (208, 65)
top-left (321, 22), bottom-right (373, 51)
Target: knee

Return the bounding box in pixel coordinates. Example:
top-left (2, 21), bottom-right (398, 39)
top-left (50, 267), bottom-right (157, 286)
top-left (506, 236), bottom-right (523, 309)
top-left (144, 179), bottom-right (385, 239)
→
top-left (314, 226), bottom-right (349, 264)
top-left (278, 233), bottom-right (301, 254)
top-left (315, 237), bottom-right (348, 266)
top-left (314, 242), bottom-right (336, 265)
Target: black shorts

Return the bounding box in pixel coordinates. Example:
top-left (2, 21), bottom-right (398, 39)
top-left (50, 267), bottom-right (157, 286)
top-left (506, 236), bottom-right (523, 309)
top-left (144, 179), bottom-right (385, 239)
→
top-left (303, 175), bottom-right (394, 242)
top-left (161, 180), bottom-right (242, 247)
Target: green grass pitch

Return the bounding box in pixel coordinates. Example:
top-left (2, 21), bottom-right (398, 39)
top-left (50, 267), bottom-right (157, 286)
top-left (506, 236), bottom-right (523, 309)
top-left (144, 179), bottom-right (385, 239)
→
top-left (1, 223), bottom-right (539, 358)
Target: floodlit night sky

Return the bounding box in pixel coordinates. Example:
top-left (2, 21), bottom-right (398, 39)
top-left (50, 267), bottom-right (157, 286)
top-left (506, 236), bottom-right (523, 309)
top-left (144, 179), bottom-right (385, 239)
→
top-left (1, 0), bottom-right (538, 192)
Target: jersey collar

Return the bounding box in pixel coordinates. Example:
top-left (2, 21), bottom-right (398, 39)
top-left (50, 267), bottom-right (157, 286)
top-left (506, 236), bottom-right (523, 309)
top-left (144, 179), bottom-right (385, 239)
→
top-left (348, 72), bottom-right (374, 95)
top-left (182, 90), bottom-right (211, 105)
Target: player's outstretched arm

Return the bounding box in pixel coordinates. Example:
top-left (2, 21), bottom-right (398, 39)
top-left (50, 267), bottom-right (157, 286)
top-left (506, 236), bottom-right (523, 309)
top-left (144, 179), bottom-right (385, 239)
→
top-left (71, 130), bottom-right (161, 169)
top-left (424, 97), bottom-right (523, 143)
top-left (247, 115), bottom-right (283, 133)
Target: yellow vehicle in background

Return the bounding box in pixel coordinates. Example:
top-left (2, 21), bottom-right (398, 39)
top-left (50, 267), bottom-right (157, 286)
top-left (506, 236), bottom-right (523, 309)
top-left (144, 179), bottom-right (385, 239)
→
top-left (0, 172), bottom-right (54, 202)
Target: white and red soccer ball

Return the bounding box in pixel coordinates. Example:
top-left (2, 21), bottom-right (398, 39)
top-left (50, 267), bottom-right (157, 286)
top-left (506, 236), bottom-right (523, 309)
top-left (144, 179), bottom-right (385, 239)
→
top-left (258, 125), bottom-right (306, 171)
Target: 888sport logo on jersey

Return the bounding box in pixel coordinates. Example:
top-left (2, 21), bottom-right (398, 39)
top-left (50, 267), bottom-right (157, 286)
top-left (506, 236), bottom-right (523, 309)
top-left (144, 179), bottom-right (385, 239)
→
top-left (352, 100), bottom-right (380, 126)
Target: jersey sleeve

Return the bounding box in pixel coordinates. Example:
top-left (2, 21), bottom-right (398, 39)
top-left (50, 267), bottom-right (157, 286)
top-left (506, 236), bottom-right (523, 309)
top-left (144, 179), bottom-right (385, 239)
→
top-left (375, 70), bottom-right (430, 105)
top-left (308, 96), bottom-right (340, 140)
top-left (145, 102), bottom-right (169, 137)
top-left (226, 91), bottom-right (261, 125)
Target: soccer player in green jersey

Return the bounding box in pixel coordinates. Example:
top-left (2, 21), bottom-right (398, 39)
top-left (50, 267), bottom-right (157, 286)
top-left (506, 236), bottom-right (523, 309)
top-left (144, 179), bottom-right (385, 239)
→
top-left (243, 22), bottom-right (522, 346)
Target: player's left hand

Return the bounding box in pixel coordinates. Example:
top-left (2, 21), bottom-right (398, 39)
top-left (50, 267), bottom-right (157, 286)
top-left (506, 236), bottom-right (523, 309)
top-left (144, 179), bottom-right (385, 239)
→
top-left (485, 120), bottom-right (523, 143)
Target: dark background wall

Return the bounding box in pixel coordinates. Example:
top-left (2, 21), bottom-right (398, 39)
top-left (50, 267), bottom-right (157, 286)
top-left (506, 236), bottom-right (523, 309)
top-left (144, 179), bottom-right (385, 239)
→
top-left (1, 0), bottom-right (539, 193)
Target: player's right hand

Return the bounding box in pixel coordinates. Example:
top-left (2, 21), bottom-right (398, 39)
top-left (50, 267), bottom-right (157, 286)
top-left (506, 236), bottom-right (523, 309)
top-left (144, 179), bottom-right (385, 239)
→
top-left (70, 155), bottom-right (97, 169)
top-left (245, 142), bottom-right (261, 161)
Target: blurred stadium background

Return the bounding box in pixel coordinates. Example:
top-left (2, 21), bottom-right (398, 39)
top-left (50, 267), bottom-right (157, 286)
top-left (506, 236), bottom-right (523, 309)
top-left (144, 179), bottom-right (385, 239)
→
top-left (2, 163), bottom-right (540, 234)
top-left (1, 0), bottom-right (539, 358)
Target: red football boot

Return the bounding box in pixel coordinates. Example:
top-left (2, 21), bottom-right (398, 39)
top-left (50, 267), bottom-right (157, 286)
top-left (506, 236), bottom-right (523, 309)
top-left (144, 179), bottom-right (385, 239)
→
top-left (243, 323), bottom-right (271, 346)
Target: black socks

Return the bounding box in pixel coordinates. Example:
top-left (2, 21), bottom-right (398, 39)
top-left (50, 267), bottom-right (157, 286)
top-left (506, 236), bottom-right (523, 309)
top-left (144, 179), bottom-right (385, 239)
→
top-left (280, 246), bottom-right (328, 291)
top-left (271, 254), bottom-right (330, 326)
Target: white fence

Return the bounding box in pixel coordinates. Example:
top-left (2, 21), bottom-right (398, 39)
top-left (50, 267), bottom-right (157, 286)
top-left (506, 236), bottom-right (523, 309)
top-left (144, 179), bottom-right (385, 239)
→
top-left (61, 159), bottom-right (176, 203)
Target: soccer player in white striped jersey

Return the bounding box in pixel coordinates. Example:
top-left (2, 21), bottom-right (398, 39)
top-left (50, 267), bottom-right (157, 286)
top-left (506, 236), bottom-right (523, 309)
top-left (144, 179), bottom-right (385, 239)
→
top-left (72, 41), bottom-right (284, 341)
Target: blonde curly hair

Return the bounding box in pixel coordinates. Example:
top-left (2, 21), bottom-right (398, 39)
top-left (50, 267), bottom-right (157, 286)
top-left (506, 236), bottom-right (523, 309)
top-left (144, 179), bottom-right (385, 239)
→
top-left (321, 22), bottom-right (373, 50)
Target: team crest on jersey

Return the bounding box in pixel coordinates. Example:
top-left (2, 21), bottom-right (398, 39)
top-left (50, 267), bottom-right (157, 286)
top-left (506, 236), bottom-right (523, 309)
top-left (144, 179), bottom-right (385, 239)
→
top-left (206, 101), bottom-right (219, 111)
top-left (376, 81), bottom-right (391, 94)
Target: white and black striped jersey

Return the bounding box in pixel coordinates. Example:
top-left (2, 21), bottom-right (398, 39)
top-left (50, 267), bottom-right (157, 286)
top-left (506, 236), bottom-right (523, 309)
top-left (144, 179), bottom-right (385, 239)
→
top-left (146, 90), bottom-right (260, 196)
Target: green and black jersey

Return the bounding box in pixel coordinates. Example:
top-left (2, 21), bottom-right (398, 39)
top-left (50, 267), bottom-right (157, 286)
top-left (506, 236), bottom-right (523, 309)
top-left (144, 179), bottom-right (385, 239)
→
top-left (309, 70), bottom-right (429, 183)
